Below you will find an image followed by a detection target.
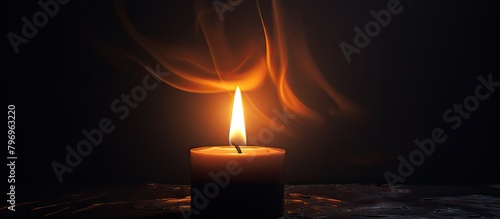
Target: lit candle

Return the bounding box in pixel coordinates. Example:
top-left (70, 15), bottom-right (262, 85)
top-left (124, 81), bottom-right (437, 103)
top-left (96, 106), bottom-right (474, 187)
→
top-left (190, 86), bottom-right (286, 219)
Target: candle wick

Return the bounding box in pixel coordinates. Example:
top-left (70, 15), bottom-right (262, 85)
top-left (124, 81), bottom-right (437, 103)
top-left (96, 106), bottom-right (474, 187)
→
top-left (231, 141), bottom-right (242, 154)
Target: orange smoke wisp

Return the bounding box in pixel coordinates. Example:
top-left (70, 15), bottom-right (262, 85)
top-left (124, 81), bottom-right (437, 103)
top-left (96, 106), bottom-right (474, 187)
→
top-left (114, 0), bottom-right (360, 124)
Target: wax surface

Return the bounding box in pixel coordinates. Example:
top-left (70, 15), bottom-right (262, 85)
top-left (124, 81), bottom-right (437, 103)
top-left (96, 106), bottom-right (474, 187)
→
top-left (191, 146), bottom-right (284, 156)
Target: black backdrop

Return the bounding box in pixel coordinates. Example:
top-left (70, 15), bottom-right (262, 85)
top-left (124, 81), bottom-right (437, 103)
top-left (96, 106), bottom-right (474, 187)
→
top-left (2, 0), bottom-right (499, 185)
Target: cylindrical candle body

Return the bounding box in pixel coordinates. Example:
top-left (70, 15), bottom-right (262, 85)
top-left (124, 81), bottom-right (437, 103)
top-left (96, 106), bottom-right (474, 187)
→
top-left (190, 146), bottom-right (285, 219)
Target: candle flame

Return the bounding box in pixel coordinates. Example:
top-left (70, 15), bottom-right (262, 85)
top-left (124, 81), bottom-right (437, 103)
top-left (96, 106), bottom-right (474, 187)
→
top-left (229, 86), bottom-right (246, 147)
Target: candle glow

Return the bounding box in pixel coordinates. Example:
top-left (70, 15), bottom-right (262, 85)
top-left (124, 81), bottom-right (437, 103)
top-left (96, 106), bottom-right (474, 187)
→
top-left (189, 85), bottom-right (286, 218)
top-left (229, 86), bottom-right (246, 148)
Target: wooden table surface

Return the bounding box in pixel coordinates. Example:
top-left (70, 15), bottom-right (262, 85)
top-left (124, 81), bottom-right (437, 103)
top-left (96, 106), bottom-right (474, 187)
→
top-left (2, 184), bottom-right (500, 218)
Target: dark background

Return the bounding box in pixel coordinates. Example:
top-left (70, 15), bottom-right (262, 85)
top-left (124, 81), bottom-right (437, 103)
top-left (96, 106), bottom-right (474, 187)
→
top-left (2, 0), bottom-right (499, 187)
